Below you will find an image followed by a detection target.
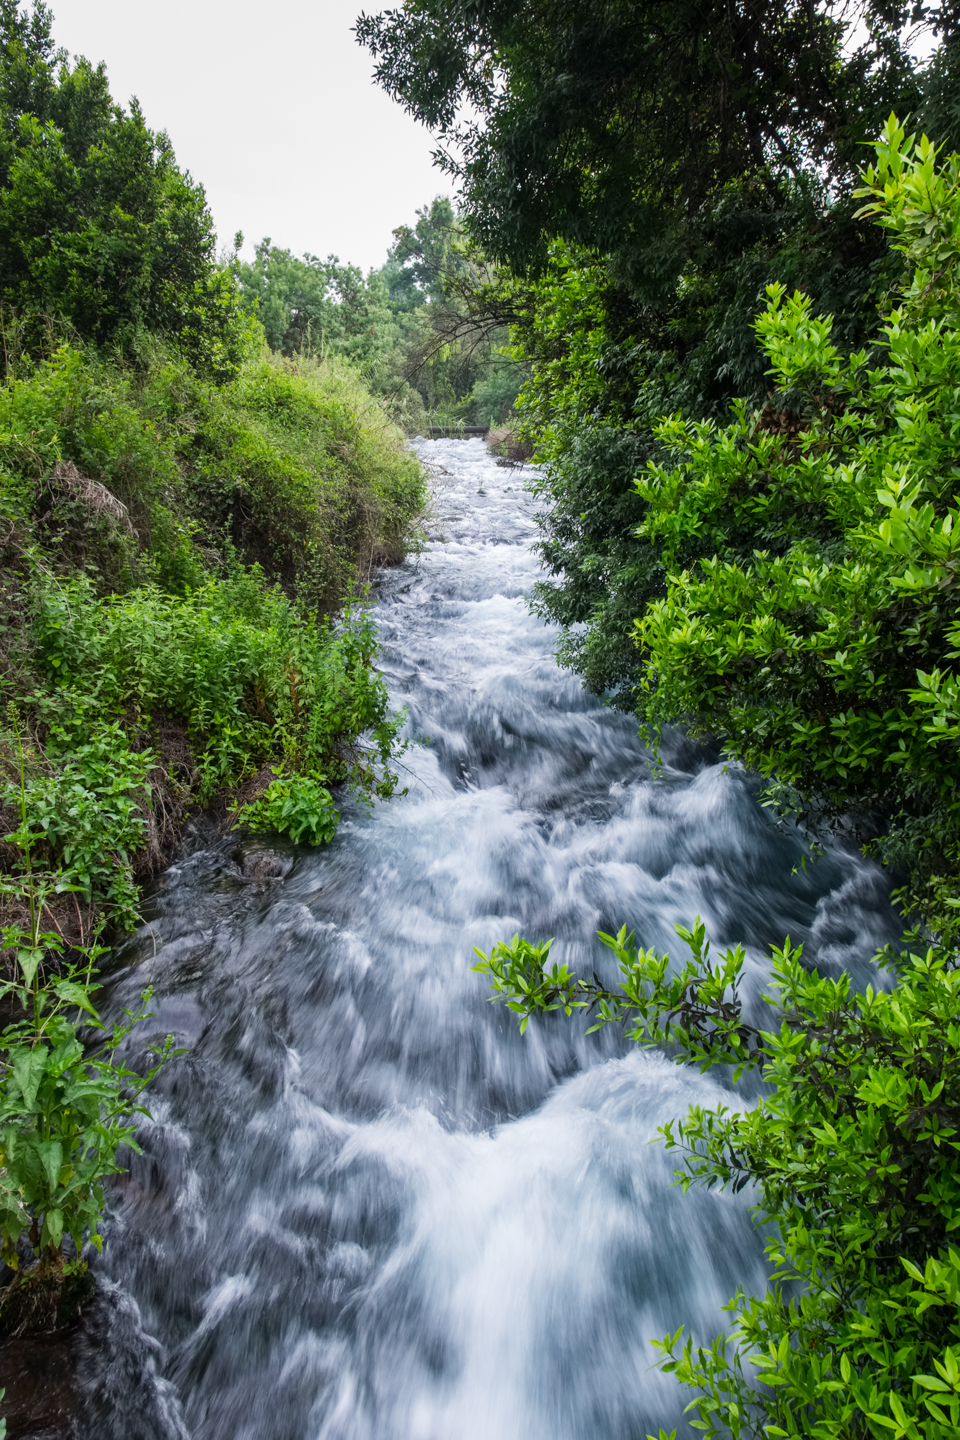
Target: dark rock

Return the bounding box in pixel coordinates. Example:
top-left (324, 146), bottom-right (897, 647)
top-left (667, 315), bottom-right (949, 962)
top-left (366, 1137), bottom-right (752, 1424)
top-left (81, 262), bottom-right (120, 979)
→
top-left (237, 847), bottom-right (290, 882)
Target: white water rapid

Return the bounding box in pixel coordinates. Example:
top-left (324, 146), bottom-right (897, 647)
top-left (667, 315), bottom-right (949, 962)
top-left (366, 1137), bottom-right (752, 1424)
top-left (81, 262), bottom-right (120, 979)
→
top-left (82, 438), bottom-right (899, 1440)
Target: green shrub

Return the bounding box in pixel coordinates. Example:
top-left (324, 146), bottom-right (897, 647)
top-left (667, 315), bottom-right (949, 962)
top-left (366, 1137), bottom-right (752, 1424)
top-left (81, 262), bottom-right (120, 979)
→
top-left (0, 927), bottom-right (170, 1268)
top-left (630, 119), bottom-right (960, 895)
top-left (2, 567), bottom-right (406, 924)
top-left (0, 337), bottom-right (425, 607)
top-left (0, 329), bottom-right (422, 934)
top-left (4, 719), bottom-right (151, 930)
top-left (474, 923), bottom-right (960, 1440)
top-left (244, 774), bottom-right (339, 846)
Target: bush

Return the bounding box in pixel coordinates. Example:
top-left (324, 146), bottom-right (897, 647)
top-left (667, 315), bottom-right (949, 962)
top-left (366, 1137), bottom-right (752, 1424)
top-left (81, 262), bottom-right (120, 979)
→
top-left (2, 570), bottom-right (406, 923)
top-left (0, 330), bottom-right (423, 931)
top-left (631, 118), bottom-right (960, 895)
top-left (474, 922), bottom-right (960, 1439)
top-left (0, 337), bottom-right (426, 607)
top-left (0, 930), bottom-right (169, 1273)
top-left (5, 719), bottom-right (151, 929)
top-left (243, 775), bottom-right (339, 846)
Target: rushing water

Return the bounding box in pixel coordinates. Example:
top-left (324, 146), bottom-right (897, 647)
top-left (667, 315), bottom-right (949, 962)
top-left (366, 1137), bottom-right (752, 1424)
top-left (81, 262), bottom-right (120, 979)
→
top-left (81, 439), bottom-right (899, 1440)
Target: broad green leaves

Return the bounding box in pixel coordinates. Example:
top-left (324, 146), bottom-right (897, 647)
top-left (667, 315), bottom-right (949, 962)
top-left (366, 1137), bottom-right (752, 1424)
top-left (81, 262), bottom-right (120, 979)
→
top-left (243, 774), bottom-right (340, 847)
top-left (632, 127), bottom-right (960, 885)
top-left (0, 858), bottom-right (178, 1269)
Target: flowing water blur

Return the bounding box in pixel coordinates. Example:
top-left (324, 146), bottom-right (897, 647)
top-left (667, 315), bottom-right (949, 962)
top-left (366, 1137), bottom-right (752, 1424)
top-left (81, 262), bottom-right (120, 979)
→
top-left (83, 439), bottom-right (899, 1440)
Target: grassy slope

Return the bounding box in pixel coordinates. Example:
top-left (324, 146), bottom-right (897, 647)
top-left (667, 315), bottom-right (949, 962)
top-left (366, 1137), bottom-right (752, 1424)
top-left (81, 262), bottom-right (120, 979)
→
top-left (0, 333), bottom-right (426, 944)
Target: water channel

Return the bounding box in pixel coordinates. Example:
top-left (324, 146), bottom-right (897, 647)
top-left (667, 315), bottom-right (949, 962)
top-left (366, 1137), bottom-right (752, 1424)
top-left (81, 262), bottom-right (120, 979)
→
top-left (81, 438), bottom-right (899, 1440)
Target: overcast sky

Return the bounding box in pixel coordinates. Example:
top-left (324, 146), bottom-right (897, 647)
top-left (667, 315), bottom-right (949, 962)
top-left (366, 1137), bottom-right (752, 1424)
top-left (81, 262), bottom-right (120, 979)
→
top-left (48, 0), bottom-right (453, 273)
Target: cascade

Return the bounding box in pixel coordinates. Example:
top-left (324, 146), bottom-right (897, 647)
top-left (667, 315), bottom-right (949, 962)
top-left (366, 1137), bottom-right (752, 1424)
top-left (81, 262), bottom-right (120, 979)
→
top-left (79, 439), bottom-right (898, 1439)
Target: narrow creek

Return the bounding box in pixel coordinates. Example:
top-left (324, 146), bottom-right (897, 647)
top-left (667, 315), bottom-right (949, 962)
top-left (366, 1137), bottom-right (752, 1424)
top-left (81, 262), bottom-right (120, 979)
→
top-left (82, 438), bottom-right (898, 1440)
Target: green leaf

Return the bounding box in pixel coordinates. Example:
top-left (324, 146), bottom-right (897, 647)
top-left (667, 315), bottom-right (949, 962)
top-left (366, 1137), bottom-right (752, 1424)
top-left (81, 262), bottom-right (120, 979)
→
top-left (16, 948), bottom-right (42, 989)
top-left (51, 980), bottom-right (101, 1022)
top-left (42, 1208), bottom-right (63, 1249)
top-left (34, 1139), bottom-right (63, 1193)
top-left (11, 1048), bottom-right (48, 1111)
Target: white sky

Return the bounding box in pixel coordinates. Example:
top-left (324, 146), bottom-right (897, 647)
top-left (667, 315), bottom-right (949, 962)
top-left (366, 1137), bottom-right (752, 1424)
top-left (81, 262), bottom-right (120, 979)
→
top-left (47, 0), bottom-right (453, 273)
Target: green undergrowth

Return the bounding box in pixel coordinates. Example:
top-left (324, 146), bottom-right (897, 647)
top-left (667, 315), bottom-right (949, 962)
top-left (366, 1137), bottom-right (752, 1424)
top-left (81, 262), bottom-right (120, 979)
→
top-left (0, 334), bottom-right (425, 604)
top-left (0, 333), bottom-right (424, 941)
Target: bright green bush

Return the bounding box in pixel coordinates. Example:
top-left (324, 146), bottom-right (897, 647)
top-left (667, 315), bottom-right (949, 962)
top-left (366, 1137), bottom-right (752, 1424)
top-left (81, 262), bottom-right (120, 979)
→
top-left (244, 775), bottom-right (339, 846)
top-left (4, 719), bottom-right (151, 929)
top-left (0, 336), bottom-right (425, 606)
top-left (25, 570), bottom-right (405, 790)
top-left (0, 331), bottom-right (423, 931)
top-left (474, 923), bottom-right (960, 1439)
top-left (631, 119), bottom-right (960, 894)
top-left (0, 926), bottom-right (170, 1268)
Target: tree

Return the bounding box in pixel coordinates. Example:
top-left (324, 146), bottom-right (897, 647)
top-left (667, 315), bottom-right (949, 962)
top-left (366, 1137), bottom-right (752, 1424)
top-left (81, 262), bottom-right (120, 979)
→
top-left (356, 0), bottom-right (925, 281)
top-left (381, 194), bottom-right (464, 308)
top-left (232, 240), bottom-right (402, 366)
top-left (0, 0), bottom-right (244, 375)
top-left (628, 117), bottom-right (960, 888)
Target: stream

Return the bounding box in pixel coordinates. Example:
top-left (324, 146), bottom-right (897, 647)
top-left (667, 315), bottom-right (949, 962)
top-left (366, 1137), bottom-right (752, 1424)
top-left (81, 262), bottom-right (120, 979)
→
top-left (78, 438), bottom-right (898, 1440)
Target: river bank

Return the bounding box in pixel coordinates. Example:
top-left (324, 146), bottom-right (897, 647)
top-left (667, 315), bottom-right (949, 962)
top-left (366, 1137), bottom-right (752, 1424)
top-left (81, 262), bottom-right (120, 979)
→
top-left (0, 344), bottom-right (426, 958)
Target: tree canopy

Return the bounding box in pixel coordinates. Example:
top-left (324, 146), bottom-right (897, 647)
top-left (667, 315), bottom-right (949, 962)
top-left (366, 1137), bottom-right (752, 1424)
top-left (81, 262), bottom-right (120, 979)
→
top-left (0, 0), bottom-right (243, 374)
top-left (357, 0), bottom-right (928, 283)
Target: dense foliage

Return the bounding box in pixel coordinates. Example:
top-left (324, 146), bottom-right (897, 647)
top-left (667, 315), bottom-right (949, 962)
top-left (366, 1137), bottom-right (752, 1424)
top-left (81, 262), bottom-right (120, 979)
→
top-left (0, 0), bottom-right (425, 937)
top-left (0, 339), bottom-right (421, 926)
top-left (634, 118), bottom-right (960, 895)
top-left (233, 241), bottom-right (403, 370)
top-left (0, 735), bottom-right (178, 1331)
top-left (0, 0), bottom-right (244, 375)
top-left (357, 0), bottom-right (924, 275)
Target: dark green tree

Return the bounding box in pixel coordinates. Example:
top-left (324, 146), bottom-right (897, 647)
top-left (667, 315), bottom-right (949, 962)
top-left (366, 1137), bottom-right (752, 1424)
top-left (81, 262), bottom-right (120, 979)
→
top-left (232, 240), bottom-right (401, 366)
top-left (357, 0), bottom-right (927, 281)
top-left (0, 0), bottom-right (243, 375)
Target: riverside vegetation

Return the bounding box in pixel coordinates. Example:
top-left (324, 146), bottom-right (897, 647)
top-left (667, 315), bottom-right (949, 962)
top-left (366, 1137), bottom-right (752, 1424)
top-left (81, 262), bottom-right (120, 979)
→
top-left (364, 3), bottom-right (960, 1437)
top-left (0, 0), bottom-right (426, 1336)
top-left (229, 195), bottom-right (530, 435)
